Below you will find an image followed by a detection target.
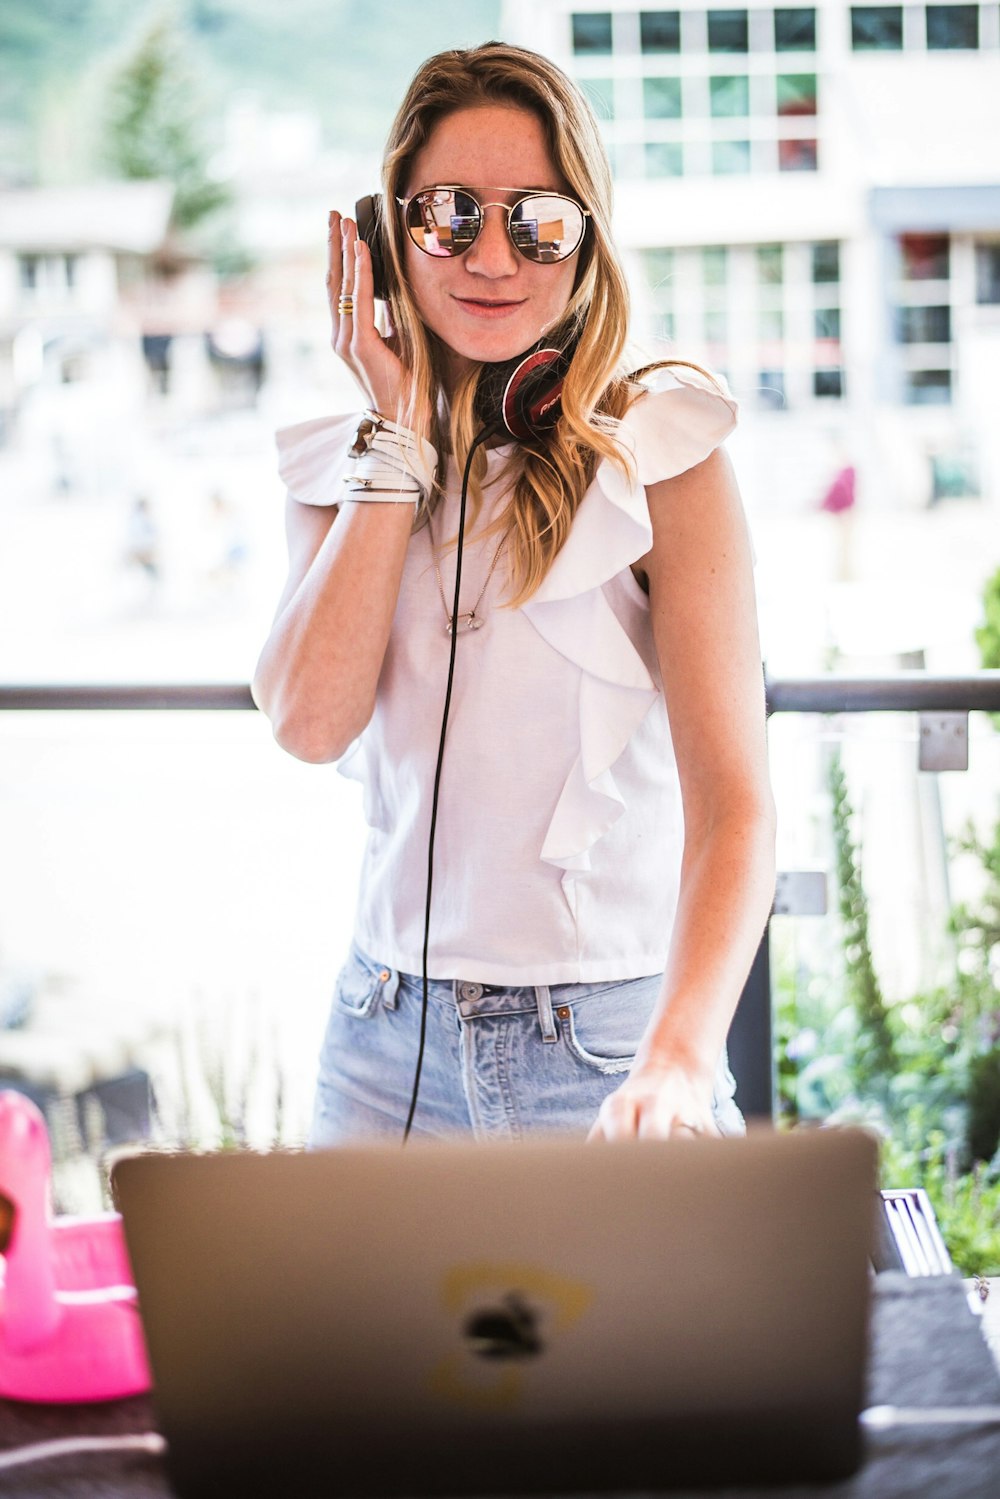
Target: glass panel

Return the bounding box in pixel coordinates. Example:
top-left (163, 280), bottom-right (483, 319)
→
top-left (976, 243), bottom-right (1000, 305)
top-left (643, 75), bottom-right (683, 118)
top-left (777, 72), bottom-right (818, 115)
top-left (812, 241), bottom-right (841, 282)
top-left (904, 369), bottom-right (953, 403)
top-left (640, 10), bottom-right (681, 51)
top-left (652, 310), bottom-right (677, 340)
top-left (582, 77), bottom-right (615, 119)
top-left (926, 3), bottom-right (979, 48)
top-left (814, 306), bottom-right (841, 339)
top-left (774, 7), bottom-right (817, 50)
top-left (572, 12), bottom-right (614, 54)
top-left (900, 233), bottom-right (951, 280)
top-left (757, 370), bottom-right (786, 407)
top-left (644, 141), bottom-right (684, 176)
top-left (896, 305), bottom-right (952, 343)
top-left (710, 75), bottom-right (749, 116)
top-left (850, 5), bottom-right (904, 49)
top-left (707, 8), bottom-right (750, 51)
top-left (759, 308), bottom-right (785, 339)
top-left (704, 308), bottom-right (729, 341)
top-left (641, 247), bottom-right (676, 297)
top-left (779, 137), bottom-right (818, 171)
top-left (813, 367), bottom-right (844, 396)
top-left (703, 245), bottom-right (730, 284)
top-left (757, 244), bottom-right (785, 283)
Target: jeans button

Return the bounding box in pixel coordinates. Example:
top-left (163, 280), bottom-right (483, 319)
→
top-left (459, 982), bottom-right (483, 1002)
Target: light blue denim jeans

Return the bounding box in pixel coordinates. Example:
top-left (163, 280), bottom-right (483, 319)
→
top-left (309, 942), bottom-right (745, 1146)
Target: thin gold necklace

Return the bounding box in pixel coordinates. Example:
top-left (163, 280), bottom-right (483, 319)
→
top-left (426, 509), bottom-right (506, 635)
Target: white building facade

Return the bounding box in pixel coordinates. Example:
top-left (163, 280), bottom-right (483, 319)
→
top-left (501, 0), bottom-right (1000, 509)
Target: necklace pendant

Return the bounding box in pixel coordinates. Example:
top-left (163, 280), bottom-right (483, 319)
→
top-left (447, 611), bottom-right (483, 635)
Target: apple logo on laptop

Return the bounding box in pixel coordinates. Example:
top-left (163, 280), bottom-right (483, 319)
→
top-left (464, 1292), bottom-right (544, 1360)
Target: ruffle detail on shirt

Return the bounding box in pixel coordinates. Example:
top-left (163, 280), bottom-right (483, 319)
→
top-left (522, 366), bottom-right (736, 875)
top-left (275, 412), bottom-right (362, 506)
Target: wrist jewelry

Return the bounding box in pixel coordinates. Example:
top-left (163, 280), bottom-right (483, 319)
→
top-left (342, 410), bottom-right (437, 508)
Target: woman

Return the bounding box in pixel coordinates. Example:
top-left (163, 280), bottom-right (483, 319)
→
top-left (252, 42), bottom-right (775, 1146)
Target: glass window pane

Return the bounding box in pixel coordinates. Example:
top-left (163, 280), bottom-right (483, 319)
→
top-left (652, 311), bottom-right (677, 340)
top-left (757, 244), bottom-right (785, 283)
top-left (710, 75), bottom-right (749, 116)
top-left (896, 305), bottom-right (952, 343)
top-left (814, 307), bottom-right (841, 339)
top-left (582, 77), bottom-right (615, 119)
top-left (703, 245), bottom-right (729, 284)
top-left (774, 7), bottom-right (817, 50)
top-left (812, 241), bottom-right (841, 282)
top-left (900, 233), bottom-right (950, 280)
top-left (851, 6), bottom-right (904, 50)
top-left (777, 73), bottom-right (817, 115)
top-left (975, 243), bottom-right (1000, 304)
top-left (644, 141), bottom-right (684, 176)
top-left (712, 139), bottom-right (752, 172)
top-left (708, 9), bottom-right (749, 51)
top-left (643, 76), bottom-right (683, 118)
top-left (779, 137), bottom-right (818, 170)
top-left (759, 308), bottom-right (785, 339)
top-left (758, 370), bottom-right (786, 407)
top-left (813, 368), bottom-right (844, 397)
top-left (705, 308), bottom-right (729, 341)
top-left (640, 10), bottom-right (681, 51)
top-left (642, 247), bottom-right (676, 295)
top-left (904, 369), bottom-right (952, 404)
top-left (926, 4), bottom-right (979, 49)
top-left (572, 12), bottom-right (613, 54)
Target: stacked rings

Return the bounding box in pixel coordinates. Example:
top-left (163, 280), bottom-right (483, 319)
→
top-left (337, 296), bottom-right (354, 316)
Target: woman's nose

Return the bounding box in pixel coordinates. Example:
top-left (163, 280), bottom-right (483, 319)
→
top-left (463, 206), bottom-right (519, 277)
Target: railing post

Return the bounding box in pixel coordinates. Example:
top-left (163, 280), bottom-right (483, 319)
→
top-left (727, 926), bottom-right (774, 1121)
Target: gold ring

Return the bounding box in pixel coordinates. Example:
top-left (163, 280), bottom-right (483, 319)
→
top-left (337, 296), bottom-right (354, 316)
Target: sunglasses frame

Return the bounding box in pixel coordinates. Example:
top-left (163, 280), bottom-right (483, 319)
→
top-left (396, 184), bottom-right (591, 265)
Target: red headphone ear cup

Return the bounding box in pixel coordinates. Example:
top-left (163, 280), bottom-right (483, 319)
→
top-left (501, 347), bottom-right (571, 440)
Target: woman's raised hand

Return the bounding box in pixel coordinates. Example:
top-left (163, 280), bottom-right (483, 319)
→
top-left (326, 211), bottom-right (414, 422)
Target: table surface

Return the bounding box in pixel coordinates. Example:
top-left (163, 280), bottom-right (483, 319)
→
top-left (2, 1274), bottom-right (1000, 1499)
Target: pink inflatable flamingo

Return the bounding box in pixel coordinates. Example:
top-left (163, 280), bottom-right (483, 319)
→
top-left (0, 1089), bottom-right (151, 1401)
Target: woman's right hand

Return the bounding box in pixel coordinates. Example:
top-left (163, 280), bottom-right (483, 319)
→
top-left (327, 211), bottom-right (418, 423)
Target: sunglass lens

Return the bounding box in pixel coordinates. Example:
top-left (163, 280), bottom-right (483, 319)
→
top-left (406, 189), bottom-right (481, 257)
top-left (510, 196), bottom-right (586, 263)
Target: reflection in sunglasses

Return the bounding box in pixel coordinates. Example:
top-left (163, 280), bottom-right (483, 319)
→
top-left (404, 189), bottom-right (587, 265)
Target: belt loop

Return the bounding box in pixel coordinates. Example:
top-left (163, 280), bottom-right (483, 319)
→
top-left (535, 985), bottom-right (558, 1044)
top-left (379, 966), bottom-right (399, 1010)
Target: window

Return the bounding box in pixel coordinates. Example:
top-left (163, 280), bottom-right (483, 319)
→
top-left (703, 245), bottom-right (729, 284)
top-left (642, 247), bottom-right (676, 292)
top-left (779, 138), bottom-right (818, 170)
top-left (708, 9), bottom-right (749, 51)
top-left (652, 311), bottom-right (677, 340)
top-left (64, 255), bottom-right (78, 289)
top-left (774, 7), bottom-right (816, 50)
top-left (756, 245), bottom-right (784, 283)
top-left (813, 368), bottom-right (844, 397)
top-left (572, 12), bottom-right (613, 54)
top-left (814, 307), bottom-right (841, 339)
top-left (640, 10), bottom-right (681, 51)
top-left (900, 233), bottom-right (949, 280)
top-left (583, 77), bottom-right (615, 118)
top-left (18, 255), bottom-right (39, 290)
top-left (644, 142), bottom-right (684, 175)
top-left (758, 370), bottom-right (786, 407)
top-left (926, 4), bottom-right (979, 48)
top-left (777, 73), bottom-right (817, 115)
top-left (704, 309), bottom-right (729, 341)
top-left (812, 241), bottom-right (840, 282)
top-left (896, 305), bottom-right (952, 343)
top-left (759, 308), bottom-right (785, 339)
top-left (712, 139), bottom-right (752, 172)
top-left (851, 6), bottom-right (903, 49)
top-left (975, 243), bottom-right (1000, 304)
top-left (904, 369), bottom-right (952, 404)
top-left (710, 75), bottom-right (749, 115)
top-left (644, 76), bottom-right (682, 118)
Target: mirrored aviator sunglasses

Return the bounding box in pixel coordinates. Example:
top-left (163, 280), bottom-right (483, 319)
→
top-left (399, 186), bottom-right (589, 265)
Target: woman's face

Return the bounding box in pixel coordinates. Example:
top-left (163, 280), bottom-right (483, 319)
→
top-left (401, 104), bottom-right (581, 385)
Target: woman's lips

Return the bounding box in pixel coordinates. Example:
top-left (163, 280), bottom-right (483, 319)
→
top-left (453, 297), bottom-right (527, 319)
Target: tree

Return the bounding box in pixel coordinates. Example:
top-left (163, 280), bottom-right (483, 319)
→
top-left (101, 11), bottom-right (227, 230)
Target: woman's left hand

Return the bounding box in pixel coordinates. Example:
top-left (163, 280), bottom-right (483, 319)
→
top-left (586, 1059), bottom-right (722, 1142)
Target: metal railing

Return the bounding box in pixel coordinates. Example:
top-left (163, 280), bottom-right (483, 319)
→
top-left (5, 671), bottom-right (1000, 1118)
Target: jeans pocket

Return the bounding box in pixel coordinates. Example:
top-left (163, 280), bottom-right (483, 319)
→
top-left (333, 949), bottom-right (388, 1019)
top-left (559, 977), bottom-right (659, 1076)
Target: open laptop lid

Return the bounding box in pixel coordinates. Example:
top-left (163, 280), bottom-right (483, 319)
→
top-left (115, 1127), bottom-right (878, 1498)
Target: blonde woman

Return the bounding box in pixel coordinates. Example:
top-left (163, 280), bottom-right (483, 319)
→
top-left (252, 43), bottom-right (775, 1145)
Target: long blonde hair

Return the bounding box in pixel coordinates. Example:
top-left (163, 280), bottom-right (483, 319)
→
top-left (380, 42), bottom-right (643, 606)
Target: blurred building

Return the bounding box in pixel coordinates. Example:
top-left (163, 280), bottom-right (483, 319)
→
top-left (501, 0), bottom-right (1000, 508)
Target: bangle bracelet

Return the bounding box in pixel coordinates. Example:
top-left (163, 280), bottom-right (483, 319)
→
top-left (347, 410), bottom-right (437, 498)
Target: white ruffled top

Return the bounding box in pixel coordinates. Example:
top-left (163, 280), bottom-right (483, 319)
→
top-left (275, 366), bottom-right (737, 984)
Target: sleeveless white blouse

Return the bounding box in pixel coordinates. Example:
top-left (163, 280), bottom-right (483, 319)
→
top-left (276, 367), bottom-right (737, 984)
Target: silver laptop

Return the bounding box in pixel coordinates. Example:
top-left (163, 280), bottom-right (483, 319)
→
top-left (114, 1126), bottom-right (877, 1497)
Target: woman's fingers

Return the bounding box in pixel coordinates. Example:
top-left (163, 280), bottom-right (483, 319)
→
top-left (326, 210), bottom-right (343, 338)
